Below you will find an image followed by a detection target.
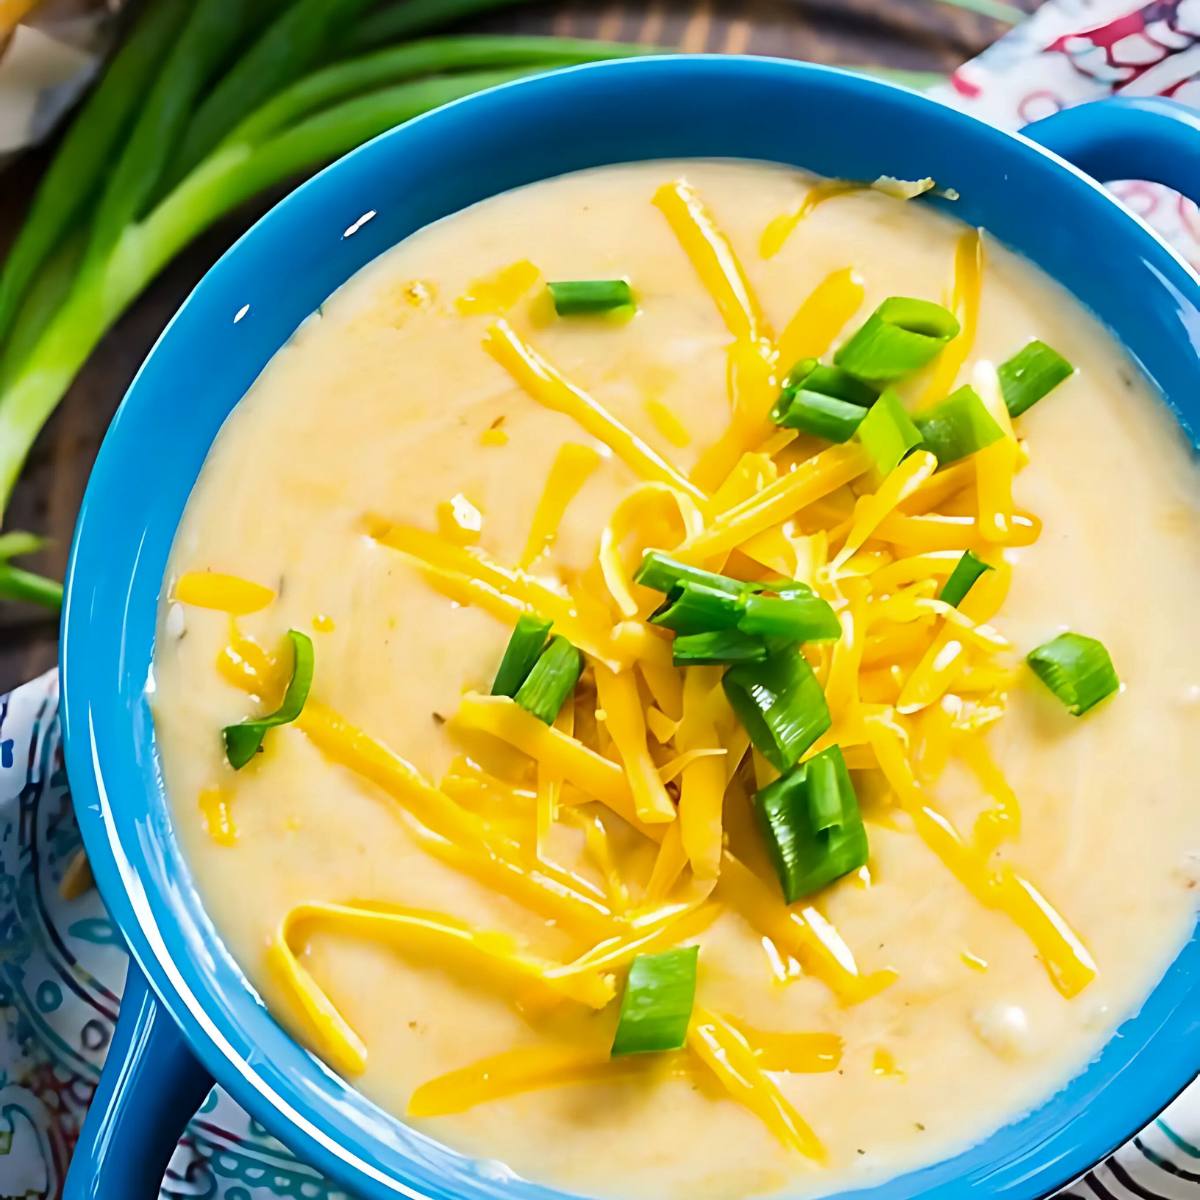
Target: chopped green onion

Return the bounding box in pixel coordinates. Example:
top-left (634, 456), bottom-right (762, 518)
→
top-left (634, 551), bottom-right (751, 598)
top-left (547, 279), bottom-right (634, 316)
top-left (770, 364), bottom-right (874, 443)
top-left (650, 580), bottom-right (746, 634)
top-left (722, 648), bottom-right (831, 774)
top-left (754, 745), bottom-right (868, 903)
top-left (938, 550), bottom-right (993, 608)
top-left (610, 946), bottom-right (698, 1057)
top-left (1026, 632), bottom-right (1120, 716)
top-left (224, 629), bottom-right (314, 769)
top-left (491, 613), bottom-right (553, 697)
top-left (998, 339), bottom-right (1075, 417)
top-left (834, 296), bottom-right (960, 383)
top-left (514, 635), bottom-right (583, 724)
top-left (0, 564), bottom-right (63, 610)
top-left (854, 389), bottom-right (922, 477)
top-left (673, 629), bottom-right (769, 666)
top-left (915, 385), bottom-right (1005, 463)
top-left (739, 591), bottom-right (842, 642)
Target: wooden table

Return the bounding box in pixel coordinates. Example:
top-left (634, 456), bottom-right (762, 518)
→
top-left (0, 0), bottom-right (1028, 688)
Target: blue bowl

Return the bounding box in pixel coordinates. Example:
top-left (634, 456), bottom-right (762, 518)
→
top-left (60, 55), bottom-right (1200, 1200)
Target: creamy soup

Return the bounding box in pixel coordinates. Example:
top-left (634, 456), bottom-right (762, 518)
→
top-left (153, 160), bottom-right (1200, 1199)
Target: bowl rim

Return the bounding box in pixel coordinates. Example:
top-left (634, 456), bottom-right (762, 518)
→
top-left (60, 53), bottom-right (1200, 1200)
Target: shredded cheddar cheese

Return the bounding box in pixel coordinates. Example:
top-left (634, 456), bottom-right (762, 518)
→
top-left (174, 570), bottom-right (274, 614)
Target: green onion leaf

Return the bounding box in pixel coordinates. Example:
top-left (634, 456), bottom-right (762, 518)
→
top-left (514, 635), bottom-right (583, 725)
top-left (998, 339), bottom-right (1075, 418)
top-left (1026, 632), bottom-right (1120, 716)
top-left (739, 591), bottom-right (842, 642)
top-left (650, 580), bottom-right (746, 634)
top-left (634, 551), bottom-right (753, 598)
top-left (224, 630), bottom-right (314, 769)
top-left (673, 629), bottom-right (769, 666)
top-left (754, 745), bottom-right (868, 904)
top-left (547, 279), bottom-right (635, 316)
top-left (834, 297), bottom-right (960, 383)
top-left (610, 946), bottom-right (699, 1057)
top-left (770, 359), bottom-right (877, 442)
top-left (938, 550), bottom-right (993, 608)
top-left (854, 389), bottom-right (923, 477)
top-left (915, 385), bottom-right (1005, 463)
top-left (722, 648), bottom-right (831, 774)
top-left (491, 613), bottom-right (553, 697)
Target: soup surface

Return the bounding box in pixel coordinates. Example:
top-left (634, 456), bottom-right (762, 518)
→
top-left (154, 160), bottom-right (1200, 1199)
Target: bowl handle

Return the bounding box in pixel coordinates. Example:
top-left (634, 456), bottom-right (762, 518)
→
top-left (1022, 96), bottom-right (1200, 204)
top-left (63, 960), bottom-right (213, 1199)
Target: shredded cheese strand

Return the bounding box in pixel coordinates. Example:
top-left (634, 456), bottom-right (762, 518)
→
top-left (484, 319), bottom-right (704, 502)
top-left (688, 1007), bottom-right (827, 1160)
top-left (173, 570), bottom-right (274, 614)
top-left (520, 442), bottom-right (603, 567)
top-left (594, 664), bottom-right (678, 824)
top-left (777, 267), bottom-right (866, 368)
top-left (653, 179), bottom-right (772, 345)
top-left (681, 443), bottom-right (871, 564)
top-left (759, 181), bottom-right (862, 260)
top-left (676, 666), bottom-right (728, 880)
top-left (919, 227), bottom-right (983, 407)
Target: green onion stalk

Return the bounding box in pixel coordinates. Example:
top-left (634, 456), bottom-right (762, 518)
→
top-left (0, 0), bottom-right (650, 608)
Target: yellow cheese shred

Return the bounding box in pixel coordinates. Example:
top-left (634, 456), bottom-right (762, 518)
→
top-left (536, 695), bottom-right (574, 854)
top-left (408, 1044), bottom-right (694, 1117)
top-left (653, 179), bottom-right (772, 345)
top-left (519, 442), bottom-right (603, 567)
top-left (681, 443), bottom-right (871, 564)
top-left (198, 786), bottom-right (236, 846)
top-left (599, 483), bottom-right (704, 618)
top-left (896, 561), bottom-right (1011, 713)
top-left (727, 1019), bottom-right (843, 1073)
top-left (759, 181), bottom-right (862, 260)
top-left (369, 519), bottom-right (622, 670)
top-left (645, 397), bottom-right (692, 447)
top-left (484, 319), bottom-right (705, 503)
top-left (832, 450), bottom-right (938, 570)
top-left (972, 360), bottom-right (1021, 544)
top-left (919, 227), bottom-right (983, 407)
top-left (688, 1007), bottom-right (827, 1160)
top-left (691, 337), bottom-right (780, 494)
top-left (594, 664), bottom-right (678, 824)
top-left (644, 819), bottom-right (689, 902)
top-left (777, 267), bottom-right (866, 369)
top-left (173, 570), bottom-right (274, 614)
top-left (676, 667), bottom-right (728, 880)
top-left (455, 258), bottom-right (540, 315)
top-left (866, 712), bottom-right (1097, 998)
top-left (271, 901), bottom-right (616, 1074)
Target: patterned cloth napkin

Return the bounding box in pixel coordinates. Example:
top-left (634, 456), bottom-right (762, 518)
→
top-left (5, 3), bottom-right (1200, 1193)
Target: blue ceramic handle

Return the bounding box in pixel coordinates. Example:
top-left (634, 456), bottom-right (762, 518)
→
top-left (62, 961), bottom-right (213, 1200)
top-left (1022, 96), bottom-right (1200, 205)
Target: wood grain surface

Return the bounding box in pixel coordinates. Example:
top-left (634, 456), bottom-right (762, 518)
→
top-left (0, 0), bottom-right (1029, 688)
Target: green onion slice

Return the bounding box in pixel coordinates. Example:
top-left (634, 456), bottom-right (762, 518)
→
top-left (854, 389), bottom-right (922, 477)
top-left (514, 635), bottom-right (583, 725)
top-left (1026, 632), bottom-right (1120, 716)
top-left (754, 745), bottom-right (868, 903)
top-left (547, 279), bottom-right (635, 316)
top-left (834, 296), bottom-right (960, 383)
top-left (673, 629), bottom-right (769, 666)
top-left (998, 339), bottom-right (1074, 418)
top-left (771, 389), bottom-right (871, 442)
top-left (650, 580), bottom-right (747, 634)
top-left (610, 946), bottom-right (699, 1057)
top-left (915, 385), bottom-right (1005, 463)
top-left (634, 551), bottom-right (759, 598)
top-left (739, 591), bottom-right (841, 642)
top-left (491, 613), bottom-right (553, 697)
top-left (938, 550), bottom-right (993, 608)
top-left (224, 629), bottom-right (314, 769)
top-left (722, 648), bottom-right (831, 774)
